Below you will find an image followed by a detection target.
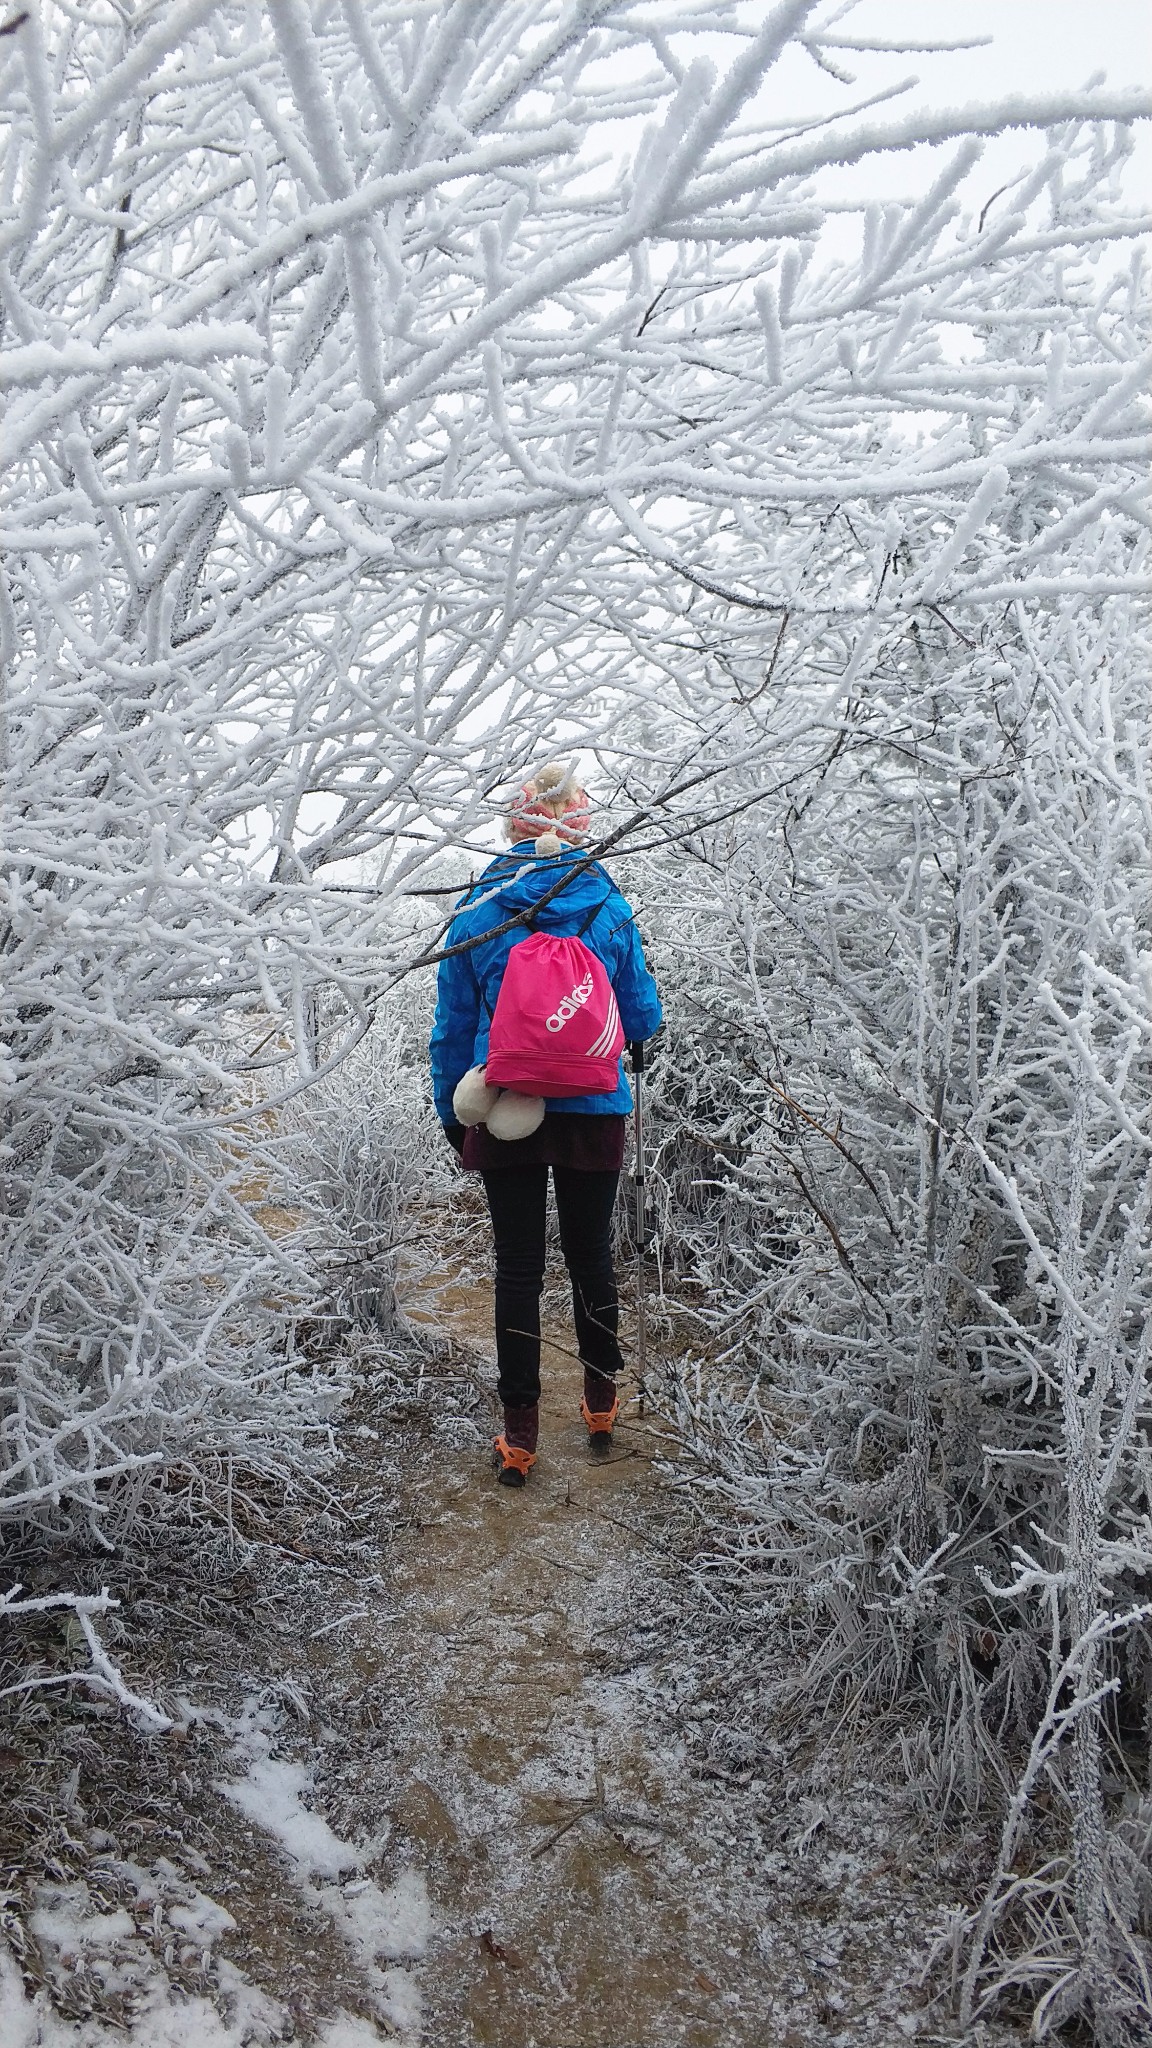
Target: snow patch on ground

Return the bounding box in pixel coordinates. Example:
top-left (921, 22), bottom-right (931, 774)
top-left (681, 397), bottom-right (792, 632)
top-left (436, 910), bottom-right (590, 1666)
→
top-left (216, 1748), bottom-right (361, 1880)
top-left (215, 1699), bottom-right (429, 2035)
top-left (0, 1930), bottom-right (284, 2048)
top-left (1, 1726), bottom-right (424, 2048)
top-left (1, 1942), bottom-right (388, 2048)
top-left (312, 2018), bottom-right (398, 2048)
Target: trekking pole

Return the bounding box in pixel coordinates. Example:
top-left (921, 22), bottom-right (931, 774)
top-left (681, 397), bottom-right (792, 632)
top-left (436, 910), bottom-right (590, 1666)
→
top-left (629, 1041), bottom-right (648, 1419)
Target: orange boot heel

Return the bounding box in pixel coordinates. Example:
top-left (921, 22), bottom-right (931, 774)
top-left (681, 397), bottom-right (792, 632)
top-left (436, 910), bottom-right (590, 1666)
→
top-left (493, 1435), bottom-right (537, 1488)
top-left (580, 1389), bottom-right (619, 1458)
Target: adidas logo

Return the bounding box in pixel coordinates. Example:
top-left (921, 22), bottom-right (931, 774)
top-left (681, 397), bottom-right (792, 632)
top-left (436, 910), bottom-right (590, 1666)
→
top-left (545, 973), bottom-right (595, 1033)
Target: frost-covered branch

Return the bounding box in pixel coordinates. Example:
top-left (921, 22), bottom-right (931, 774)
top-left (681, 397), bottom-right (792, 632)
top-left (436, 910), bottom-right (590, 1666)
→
top-left (0, 1582), bottom-right (171, 1730)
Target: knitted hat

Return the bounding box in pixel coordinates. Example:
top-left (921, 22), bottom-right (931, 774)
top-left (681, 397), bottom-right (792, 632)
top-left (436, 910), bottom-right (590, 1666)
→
top-left (506, 762), bottom-right (591, 856)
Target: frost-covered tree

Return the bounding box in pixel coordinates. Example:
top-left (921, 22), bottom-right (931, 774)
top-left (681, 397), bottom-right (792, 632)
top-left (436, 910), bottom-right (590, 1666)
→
top-left (602, 158), bottom-right (1152, 2034)
top-left (6, 0), bottom-right (1140, 1540)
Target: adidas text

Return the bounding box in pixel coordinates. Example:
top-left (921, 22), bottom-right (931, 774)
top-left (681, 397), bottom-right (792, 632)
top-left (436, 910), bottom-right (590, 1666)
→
top-left (545, 973), bottom-right (595, 1032)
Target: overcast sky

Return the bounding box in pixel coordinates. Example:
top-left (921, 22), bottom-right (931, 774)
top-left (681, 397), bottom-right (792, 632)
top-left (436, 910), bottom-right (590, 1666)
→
top-left (776, 0), bottom-right (1151, 210)
top-left (652, 0), bottom-right (1149, 279)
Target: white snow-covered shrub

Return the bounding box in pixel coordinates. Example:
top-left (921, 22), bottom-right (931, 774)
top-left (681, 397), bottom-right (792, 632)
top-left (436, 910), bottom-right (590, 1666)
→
top-left (272, 965), bottom-right (453, 1342)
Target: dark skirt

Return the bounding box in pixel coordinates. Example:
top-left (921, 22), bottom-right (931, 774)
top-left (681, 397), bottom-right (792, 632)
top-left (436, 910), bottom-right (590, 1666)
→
top-left (462, 1110), bottom-right (625, 1174)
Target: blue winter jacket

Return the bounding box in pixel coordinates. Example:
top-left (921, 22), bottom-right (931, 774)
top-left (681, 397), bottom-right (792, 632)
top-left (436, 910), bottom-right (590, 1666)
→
top-left (430, 849), bottom-right (663, 1126)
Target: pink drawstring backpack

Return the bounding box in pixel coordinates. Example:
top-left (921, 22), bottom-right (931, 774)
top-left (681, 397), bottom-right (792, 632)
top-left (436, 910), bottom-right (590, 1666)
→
top-left (485, 930), bottom-right (624, 1096)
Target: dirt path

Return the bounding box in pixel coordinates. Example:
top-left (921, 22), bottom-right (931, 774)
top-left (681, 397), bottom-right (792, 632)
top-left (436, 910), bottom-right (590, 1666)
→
top-left (387, 1269), bottom-right (778, 2048)
top-left (1, 1255), bottom-right (1013, 2047)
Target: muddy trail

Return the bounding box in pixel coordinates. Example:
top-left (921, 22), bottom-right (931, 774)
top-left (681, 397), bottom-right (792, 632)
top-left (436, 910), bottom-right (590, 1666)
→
top-left (385, 1268), bottom-right (771, 2048)
top-left (357, 1257), bottom-right (996, 2048)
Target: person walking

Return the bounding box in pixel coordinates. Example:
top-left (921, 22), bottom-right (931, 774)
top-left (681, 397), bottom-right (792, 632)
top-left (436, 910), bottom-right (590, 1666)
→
top-left (429, 764), bottom-right (662, 1488)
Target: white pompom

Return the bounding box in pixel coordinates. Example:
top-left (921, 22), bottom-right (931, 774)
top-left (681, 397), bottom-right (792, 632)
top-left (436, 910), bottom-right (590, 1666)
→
top-left (486, 1091), bottom-right (546, 1140)
top-left (534, 830), bottom-right (563, 856)
top-left (533, 761), bottom-right (567, 793)
top-left (453, 1065), bottom-right (499, 1126)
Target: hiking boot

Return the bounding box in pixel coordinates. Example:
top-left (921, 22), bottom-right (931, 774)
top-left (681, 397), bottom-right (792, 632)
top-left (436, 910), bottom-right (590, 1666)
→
top-left (581, 1368), bottom-right (619, 1456)
top-left (494, 1402), bottom-right (538, 1488)
top-left (494, 1437), bottom-right (535, 1487)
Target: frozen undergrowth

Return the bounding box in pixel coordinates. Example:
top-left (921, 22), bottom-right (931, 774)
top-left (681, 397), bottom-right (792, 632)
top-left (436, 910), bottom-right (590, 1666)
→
top-left (0, 1337), bottom-right (454, 2046)
top-left (0, 1943), bottom-right (397, 2048)
top-left (0, 1305), bottom-right (1025, 2047)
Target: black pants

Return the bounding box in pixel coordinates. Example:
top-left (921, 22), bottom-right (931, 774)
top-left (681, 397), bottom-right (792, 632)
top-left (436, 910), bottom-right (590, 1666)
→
top-left (480, 1166), bottom-right (623, 1409)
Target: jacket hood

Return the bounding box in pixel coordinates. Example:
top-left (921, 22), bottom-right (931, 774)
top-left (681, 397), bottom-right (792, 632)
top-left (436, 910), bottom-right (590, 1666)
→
top-left (464, 850), bottom-right (616, 930)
